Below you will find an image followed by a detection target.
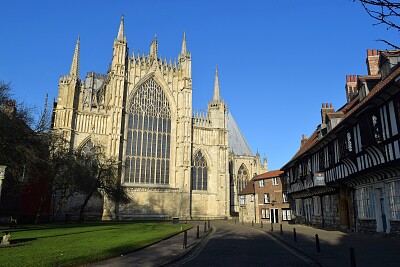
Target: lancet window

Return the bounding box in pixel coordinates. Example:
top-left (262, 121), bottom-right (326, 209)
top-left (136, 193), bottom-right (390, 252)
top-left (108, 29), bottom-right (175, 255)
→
top-left (191, 151), bottom-right (208, 190)
top-left (237, 164), bottom-right (249, 193)
top-left (124, 78), bottom-right (171, 184)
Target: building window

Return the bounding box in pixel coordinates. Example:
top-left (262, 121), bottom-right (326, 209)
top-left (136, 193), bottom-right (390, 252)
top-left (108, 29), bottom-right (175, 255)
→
top-left (191, 151), bottom-right (208, 191)
top-left (356, 186), bottom-right (376, 219)
top-left (81, 139), bottom-right (96, 156)
top-left (282, 192), bottom-right (288, 203)
top-left (240, 195), bottom-right (246, 206)
top-left (250, 195), bottom-right (254, 202)
top-left (125, 78), bottom-right (171, 184)
top-left (282, 209), bottom-right (291, 221)
top-left (237, 164), bottom-right (249, 193)
top-left (295, 199), bottom-right (303, 216)
top-left (323, 195), bottom-right (331, 213)
top-left (388, 181), bottom-right (400, 220)
top-left (313, 196), bottom-right (321, 215)
top-left (272, 177), bottom-right (279, 186)
top-left (264, 193), bottom-right (270, 204)
top-left (259, 179), bottom-right (264, 187)
top-left (261, 208), bottom-right (270, 219)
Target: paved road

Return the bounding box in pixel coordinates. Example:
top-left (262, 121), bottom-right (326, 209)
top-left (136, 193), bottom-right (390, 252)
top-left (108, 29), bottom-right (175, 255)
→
top-left (171, 221), bottom-right (315, 267)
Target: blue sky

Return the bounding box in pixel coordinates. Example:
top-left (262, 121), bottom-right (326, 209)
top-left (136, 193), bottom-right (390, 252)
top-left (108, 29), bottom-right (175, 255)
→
top-left (0, 0), bottom-right (398, 170)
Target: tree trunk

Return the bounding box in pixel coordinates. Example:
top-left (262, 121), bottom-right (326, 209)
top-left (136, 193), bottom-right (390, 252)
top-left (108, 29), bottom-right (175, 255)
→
top-left (35, 194), bottom-right (47, 224)
top-left (78, 191), bottom-right (94, 223)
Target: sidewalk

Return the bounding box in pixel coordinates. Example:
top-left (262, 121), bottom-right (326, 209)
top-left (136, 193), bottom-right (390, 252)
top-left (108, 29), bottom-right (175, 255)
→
top-left (234, 220), bottom-right (400, 267)
top-left (92, 222), bottom-right (211, 267)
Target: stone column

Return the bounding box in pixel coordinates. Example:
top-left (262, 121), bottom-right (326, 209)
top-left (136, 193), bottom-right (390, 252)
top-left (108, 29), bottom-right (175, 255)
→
top-left (0, 165), bottom-right (6, 204)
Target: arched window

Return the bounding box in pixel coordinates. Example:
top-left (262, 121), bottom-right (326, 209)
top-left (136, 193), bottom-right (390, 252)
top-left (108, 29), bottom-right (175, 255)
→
top-left (125, 79), bottom-right (171, 184)
top-left (237, 164), bottom-right (249, 192)
top-left (191, 151), bottom-right (208, 190)
top-left (81, 139), bottom-right (96, 156)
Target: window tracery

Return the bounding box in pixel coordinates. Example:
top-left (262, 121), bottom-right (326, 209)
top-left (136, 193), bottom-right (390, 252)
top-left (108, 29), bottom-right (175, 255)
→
top-left (125, 78), bottom-right (171, 184)
top-left (191, 151), bottom-right (208, 190)
top-left (237, 164), bottom-right (249, 193)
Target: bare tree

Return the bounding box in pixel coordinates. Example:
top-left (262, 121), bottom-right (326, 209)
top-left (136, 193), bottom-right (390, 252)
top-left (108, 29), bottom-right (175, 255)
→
top-left (355, 0), bottom-right (400, 49)
top-left (74, 146), bottom-right (129, 223)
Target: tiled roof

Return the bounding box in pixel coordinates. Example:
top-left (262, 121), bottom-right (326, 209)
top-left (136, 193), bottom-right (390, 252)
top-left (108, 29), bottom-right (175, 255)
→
top-left (238, 178), bottom-right (255, 195)
top-left (253, 170), bottom-right (284, 180)
top-left (227, 111), bottom-right (254, 156)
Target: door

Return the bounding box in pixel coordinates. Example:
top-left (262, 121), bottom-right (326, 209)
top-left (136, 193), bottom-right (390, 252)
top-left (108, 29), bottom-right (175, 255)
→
top-left (380, 196), bottom-right (387, 232)
top-left (270, 208), bottom-right (279, 223)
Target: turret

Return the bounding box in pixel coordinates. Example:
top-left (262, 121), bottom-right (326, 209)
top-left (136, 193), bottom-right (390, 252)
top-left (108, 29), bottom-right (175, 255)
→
top-left (178, 32), bottom-right (192, 80)
top-left (149, 34), bottom-right (158, 59)
top-left (208, 66), bottom-right (227, 128)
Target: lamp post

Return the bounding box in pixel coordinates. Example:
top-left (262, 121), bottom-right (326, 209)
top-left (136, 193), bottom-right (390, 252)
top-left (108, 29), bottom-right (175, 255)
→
top-left (0, 165), bottom-right (6, 205)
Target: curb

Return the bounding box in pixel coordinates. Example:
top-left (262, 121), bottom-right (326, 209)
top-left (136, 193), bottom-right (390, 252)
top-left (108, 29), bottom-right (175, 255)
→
top-left (230, 222), bottom-right (323, 267)
top-left (159, 227), bottom-right (215, 267)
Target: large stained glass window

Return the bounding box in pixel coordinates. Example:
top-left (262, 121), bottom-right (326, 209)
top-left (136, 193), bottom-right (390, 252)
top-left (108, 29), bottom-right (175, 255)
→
top-left (237, 164), bottom-right (249, 193)
top-left (191, 151), bottom-right (208, 190)
top-left (125, 79), bottom-right (171, 184)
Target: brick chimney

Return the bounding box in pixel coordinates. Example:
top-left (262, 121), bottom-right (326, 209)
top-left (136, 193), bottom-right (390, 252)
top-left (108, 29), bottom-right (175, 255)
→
top-left (366, 49), bottom-right (379, 75)
top-left (300, 134), bottom-right (309, 148)
top-left (321, 103), bottom-right (334, 124)
top-left (345, 75), bottom-right (358, 103)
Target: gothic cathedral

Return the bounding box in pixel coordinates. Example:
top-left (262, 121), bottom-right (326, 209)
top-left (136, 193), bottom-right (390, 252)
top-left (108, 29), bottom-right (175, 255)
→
top-left (52, 16), bottom-right (267, 220)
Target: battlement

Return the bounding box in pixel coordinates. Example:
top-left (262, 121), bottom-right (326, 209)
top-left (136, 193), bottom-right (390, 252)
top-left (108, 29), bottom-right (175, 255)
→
top-left (59, 75), bottom-right (72, 84)
top-left (192, 110), bottom-right (211, 126)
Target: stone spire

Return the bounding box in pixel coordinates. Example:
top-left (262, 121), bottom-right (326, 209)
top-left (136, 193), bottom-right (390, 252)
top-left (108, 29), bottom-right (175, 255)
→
top-left (149, 34), bottom-right (158, 58)
top-left (181, 32), bottom-right (187, 55)
top-left (213, 65), bottom-right (220, 101)
top-left (117, 14), bottom-right (124, 42)
top-left (69, 36), bottom-right (80, 78)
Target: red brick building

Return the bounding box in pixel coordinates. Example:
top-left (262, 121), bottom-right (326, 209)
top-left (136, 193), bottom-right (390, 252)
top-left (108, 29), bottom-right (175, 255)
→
top-left (239, 170), bottom-right (292, 223)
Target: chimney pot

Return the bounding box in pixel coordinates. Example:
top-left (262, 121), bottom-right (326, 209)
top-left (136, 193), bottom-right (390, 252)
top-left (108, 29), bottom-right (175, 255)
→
top-left (330, 103), bottom-right (333, 108)
top-left (367, 49), bottom-right (372, 56)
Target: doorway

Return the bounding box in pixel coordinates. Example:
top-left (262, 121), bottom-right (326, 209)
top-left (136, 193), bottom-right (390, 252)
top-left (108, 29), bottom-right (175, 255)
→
top-left (270, 208), bottom-right (279, 223)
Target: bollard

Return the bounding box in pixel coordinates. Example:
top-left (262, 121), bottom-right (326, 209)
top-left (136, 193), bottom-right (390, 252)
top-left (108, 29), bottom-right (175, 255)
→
top-left (234, 218), bottom-right (236, 224)
top-left (196, 225), bottom-right (200, 239)
top-left (204, 221), bottom-right (207, 233)
top-left (261, 221), bottom-right (263, 228)
top-left (350, 247), bottom-right (356, 267)
top-left (183, 230), bottom-right (187, 249)
top-left (242, 220), bottom-right (244, 225)
top-left (315, 234), bottom-right (321, 253)
top-left (252, 220), bottom-right (254, 227)
top-left (208, 220), bottom-right (210, 229)
top-left (271, 223), bottom-right (274, 231)
top-left (293, 228), bottom-right (297, 242)
top-left (280, 224), bottom-right (283, 235)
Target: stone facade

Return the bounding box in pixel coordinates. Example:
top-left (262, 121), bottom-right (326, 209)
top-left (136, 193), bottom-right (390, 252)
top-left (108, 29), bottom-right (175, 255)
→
top-left (52, 16), bottom-right (266, 220)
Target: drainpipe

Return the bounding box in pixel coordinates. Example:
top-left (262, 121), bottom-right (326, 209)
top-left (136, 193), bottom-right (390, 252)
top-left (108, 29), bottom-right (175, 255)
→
top-left (253, 182), bottom-right (257, 223)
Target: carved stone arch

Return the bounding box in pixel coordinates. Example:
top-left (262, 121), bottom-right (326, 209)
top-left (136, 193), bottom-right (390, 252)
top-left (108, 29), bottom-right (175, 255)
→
top-left (78, 136), bottom-right (96, 155)
top-left (124, 74), bottom-right (174, 185)
top-left (127, 72), bottom-right (177, 119)
top-left (192, 147), bottom-right (212, 168)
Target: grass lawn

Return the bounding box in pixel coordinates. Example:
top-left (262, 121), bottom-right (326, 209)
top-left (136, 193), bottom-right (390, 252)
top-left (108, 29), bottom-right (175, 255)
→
top-left (0, 222), bottom-right (192, 267)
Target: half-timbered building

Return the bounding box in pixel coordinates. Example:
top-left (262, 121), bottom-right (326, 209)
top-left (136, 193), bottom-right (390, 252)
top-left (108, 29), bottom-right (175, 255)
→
top-left (282, 49), bottom-right (400, 235)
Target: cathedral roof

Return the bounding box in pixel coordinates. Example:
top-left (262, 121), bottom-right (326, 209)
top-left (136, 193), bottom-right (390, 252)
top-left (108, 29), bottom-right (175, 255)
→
top-left (227, 111), bottom-right (254, 156)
